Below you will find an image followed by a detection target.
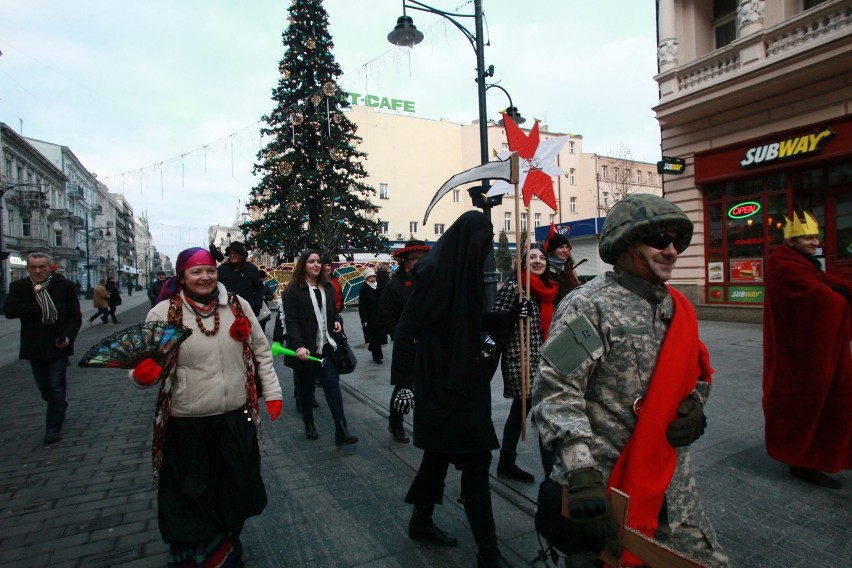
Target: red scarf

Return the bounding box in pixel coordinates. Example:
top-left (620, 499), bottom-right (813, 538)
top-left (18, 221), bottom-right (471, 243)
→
top-left (521, 271), bottom-right (558, 340)
top-left (606, 287), bottom-right (713, 567)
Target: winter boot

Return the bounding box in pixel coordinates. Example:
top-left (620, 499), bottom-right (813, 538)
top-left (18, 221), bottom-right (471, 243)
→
top-left (408, 504), bottom-right (458, 547)
top-left (462, 493), bottom-right (512, 568)
top-left (334, 420), bottom-right (358, 446)
top-left (304, 420), bottom-right (318, 440)
top-left (497, 452), bottom-right (535, 483)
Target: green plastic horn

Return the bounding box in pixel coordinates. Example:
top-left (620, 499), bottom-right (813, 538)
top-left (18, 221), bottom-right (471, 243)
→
top-left (271, 341), bottom-right (323, 363)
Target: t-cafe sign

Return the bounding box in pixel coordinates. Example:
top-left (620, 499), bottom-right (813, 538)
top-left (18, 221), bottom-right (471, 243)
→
top-left (740, 127), bottom-right (834, 168)
top-left (347, 92), bottom-right (415, 113)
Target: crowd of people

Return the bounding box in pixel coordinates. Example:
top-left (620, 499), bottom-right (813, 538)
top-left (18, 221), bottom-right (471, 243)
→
top-left (4, 193), bottom-right (849, 568)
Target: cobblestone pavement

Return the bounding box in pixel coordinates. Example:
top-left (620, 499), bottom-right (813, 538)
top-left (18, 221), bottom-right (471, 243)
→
top-left (0, 293), bottom-right (849, 567)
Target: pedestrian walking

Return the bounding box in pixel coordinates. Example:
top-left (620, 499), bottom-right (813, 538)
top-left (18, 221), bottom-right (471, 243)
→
top-left (217, 241), bottom-right (265, 317)
top-left (105, 276), bottom-right (121, 324)
top-left (148, 271), bottom-right (167, 307)
top-left (4, 252), bottom-right (82, 445)
top-left (87, 280), bottom-right (111, 325)
top-left (763, 211), bottom-right (851, 488)
top-left (129, 246), bottom-right (283, 567)
top-left (358, 267), bottom-right (387, 363)
top-left (394, 211), bottom-right (528, 566)
top-left (380, 239), bottom-right (431, 443)
top-left (533, 194), bottom-right (728, 567)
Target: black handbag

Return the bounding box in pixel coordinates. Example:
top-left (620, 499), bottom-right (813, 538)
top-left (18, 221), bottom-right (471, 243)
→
top-left (331, 331), bottom-right (357, 374)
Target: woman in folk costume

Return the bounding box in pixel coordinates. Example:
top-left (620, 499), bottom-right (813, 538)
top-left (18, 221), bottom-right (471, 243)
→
top-left (491, 245), bottom-right (558, 483)
top-left (395, 211), bottom-right (529, 567)
top-left (358, 267), bottom-right (388, 363)
top-left (131, 247), bottom-right (283, 568)
top-left (276, 249), bottom-right (358, 445)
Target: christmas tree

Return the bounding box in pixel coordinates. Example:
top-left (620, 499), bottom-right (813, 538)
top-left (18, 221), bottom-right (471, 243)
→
top-left (245, 0), bottom-right (385, 263)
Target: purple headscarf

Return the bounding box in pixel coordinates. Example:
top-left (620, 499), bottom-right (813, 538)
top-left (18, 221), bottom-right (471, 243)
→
top-left (156, 247), bottom-right (217, 303)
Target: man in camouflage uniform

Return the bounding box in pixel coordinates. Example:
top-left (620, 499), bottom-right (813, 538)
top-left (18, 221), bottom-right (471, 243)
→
top-left (533, 194), bottom-right (728, 567)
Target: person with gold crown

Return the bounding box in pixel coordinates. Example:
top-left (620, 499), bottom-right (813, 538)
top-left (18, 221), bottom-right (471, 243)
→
top-left (763, 211), bottom-right (852, 489)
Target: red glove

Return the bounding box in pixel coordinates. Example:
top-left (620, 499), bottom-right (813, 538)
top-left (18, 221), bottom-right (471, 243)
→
top-left (133, 358), bottom-right (162, 385)
top-left (266, 400), bottom-right (282, 421)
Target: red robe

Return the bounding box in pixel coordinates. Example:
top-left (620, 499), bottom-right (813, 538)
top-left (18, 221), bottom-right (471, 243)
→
top-left (763, 244), bottom-right (852, 472)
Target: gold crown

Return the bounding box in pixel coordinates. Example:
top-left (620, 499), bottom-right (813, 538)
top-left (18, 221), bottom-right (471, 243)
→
top-left (783, 211), bottom-right (819, 239)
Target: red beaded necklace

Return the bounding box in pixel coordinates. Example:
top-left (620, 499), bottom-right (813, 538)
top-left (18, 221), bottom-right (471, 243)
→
top-left (184, 294), bottom-right (220, 336)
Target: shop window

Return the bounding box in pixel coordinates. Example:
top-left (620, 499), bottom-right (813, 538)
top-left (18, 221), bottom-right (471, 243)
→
top-left (765, 194), bottom-right (787, 246)
top-left (707, 204), bottom-right (723, 250)
top-left (836, 193), bottom-right (852, 259)
top-left (828, 163), bottom-right (852, 187)
top-left (766, 173), bottom-right (787, 193)
top-left (725, 178), bottom-right (762, 198)
top-left (727, 213), bottom-right (764, 265)
top-left (792, 169), bottom-right (825, 227)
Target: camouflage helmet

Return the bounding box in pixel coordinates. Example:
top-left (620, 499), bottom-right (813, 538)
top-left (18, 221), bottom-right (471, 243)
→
top-left (599, 193), bottom-right (693, 264)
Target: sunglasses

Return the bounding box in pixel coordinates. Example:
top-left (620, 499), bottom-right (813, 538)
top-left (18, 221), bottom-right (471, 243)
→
top-left (640, 232), bottom-right (686, 253)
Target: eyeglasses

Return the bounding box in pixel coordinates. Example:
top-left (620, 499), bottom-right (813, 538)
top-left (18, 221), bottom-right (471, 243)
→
top-left (640, 232), bottom-right (686, 253)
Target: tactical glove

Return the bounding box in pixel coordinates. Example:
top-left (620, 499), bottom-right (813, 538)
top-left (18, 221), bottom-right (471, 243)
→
top-left (565, 468), bottom-right (622, 558)
top-left (392, 388), bottom-right (415, 415)
top-left (666, 396), bottom-right (706, 447)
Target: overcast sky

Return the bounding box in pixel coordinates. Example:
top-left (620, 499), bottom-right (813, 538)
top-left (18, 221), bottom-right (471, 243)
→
top-left (1, 1), bottom-right (660, 261)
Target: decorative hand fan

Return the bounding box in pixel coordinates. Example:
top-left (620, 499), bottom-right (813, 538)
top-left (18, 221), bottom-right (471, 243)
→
top-left (78, 321), bottom-right (193, 369)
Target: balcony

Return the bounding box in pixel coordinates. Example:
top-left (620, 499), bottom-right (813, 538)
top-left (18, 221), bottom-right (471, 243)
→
top-left (48, 208), bottom-right (71, 221)
top-left (71, 215), bottom-right (85, 229)
top-left (90, 203), bottom-right (103, 215)
top-left (68, 187), bottom-right (85, 200)
top-left (657, 1), bottom-right (852, 103)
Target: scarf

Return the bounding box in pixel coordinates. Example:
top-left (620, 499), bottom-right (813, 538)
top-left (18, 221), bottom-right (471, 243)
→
top-left (606, 287), bottom-right (712, 567)
top-left (307, 283), bottom-right (337, 352)
top-left (366, 280), bottom-right (377, 290)
top-left (31, 274), bottom-right (59, 325)
top-left (522, 271), bottom-right (558, 340)
top-left (548, 256), bottom-right (566, 272)
top-left (150, 291), bottom-right (261, 485)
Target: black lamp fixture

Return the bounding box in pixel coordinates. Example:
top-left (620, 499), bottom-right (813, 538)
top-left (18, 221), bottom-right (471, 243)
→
top-left (387, 0), bottom-right (502, 307)
top-left (486, 83), bottom-right (525, 125)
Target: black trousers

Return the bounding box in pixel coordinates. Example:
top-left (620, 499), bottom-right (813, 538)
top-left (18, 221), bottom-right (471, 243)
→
top-left (405, 450), bottom-right (492, 506)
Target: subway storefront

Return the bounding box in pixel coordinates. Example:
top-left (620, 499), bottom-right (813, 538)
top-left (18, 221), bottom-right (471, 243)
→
top-left (694, 115), bottom-right (852, 306)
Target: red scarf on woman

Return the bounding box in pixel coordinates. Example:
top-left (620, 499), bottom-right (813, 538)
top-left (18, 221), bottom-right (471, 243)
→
top-left (606, 287), bottom-right (713, 567)
top-left (521, 271), bottom-right (559, 340)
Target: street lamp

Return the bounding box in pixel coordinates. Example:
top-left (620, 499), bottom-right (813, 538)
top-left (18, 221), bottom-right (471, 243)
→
top-left (388, 0), bottom-right (503, 306)
top-left (486, 83), bottom-right (526, 126)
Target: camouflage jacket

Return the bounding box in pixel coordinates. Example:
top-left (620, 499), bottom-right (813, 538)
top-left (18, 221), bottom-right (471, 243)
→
top-left (533, 267), bottom-right (714, 533)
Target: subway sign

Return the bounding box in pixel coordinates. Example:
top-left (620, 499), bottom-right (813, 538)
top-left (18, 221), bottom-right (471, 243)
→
top-left (728, 201), bottom-right (761, 219)
top-left (347, 92), bottom-right (415, 113)
top-left (657, 156), bottom-right (686, 175)
top-left (740, 127), bottom-right (834, 168)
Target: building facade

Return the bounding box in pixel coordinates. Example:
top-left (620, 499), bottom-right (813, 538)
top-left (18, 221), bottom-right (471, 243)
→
top-left (655, 0), bottom-right (852, 320)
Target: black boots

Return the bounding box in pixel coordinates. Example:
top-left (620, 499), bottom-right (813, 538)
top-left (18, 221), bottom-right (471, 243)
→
top-left (408, 504), bottom-right (458, 547)
top-left (497, 452), bottom-right (534, 483)
top-left (462, 493), bottom-right (511, 568)
top-left (334, 420), bottom-right (358, 446)
top-left (304, 420), bottom-right (318, 440)
top-left (388, 424), bottom-right (410, 443)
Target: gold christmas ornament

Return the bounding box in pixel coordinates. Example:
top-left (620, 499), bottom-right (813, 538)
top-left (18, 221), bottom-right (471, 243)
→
top-left (330, 148), bottom-right (345, 160)
top-left (332, 113), bottom-right (342, 124)
top-left (322, 82), bottom-right (336, 96)
top-left (306, 38), bottom-right (316, 49)
top-left (279, 63), bottom-right (290, 78)
top-left (279, 162), bottom-right (293, 176)
top-left (311, 94), bottom-right (322, 105)
top-left (316, 162), bottom-right (326, 172)
top-left (292, 112), bottom-right (304, 125)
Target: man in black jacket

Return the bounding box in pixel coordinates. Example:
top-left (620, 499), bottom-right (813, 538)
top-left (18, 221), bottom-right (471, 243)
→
top-left (4, 253), bottom-right (82, 444)
top-left (217, 241), bottom-right (265, 316)
top-left (147, 271), bottom-right (166, 307)
top-left (379, 240), bottom-right (430, 444)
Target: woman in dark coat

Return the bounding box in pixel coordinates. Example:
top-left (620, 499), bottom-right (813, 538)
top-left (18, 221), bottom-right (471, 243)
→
top-left (358, 267), bottom-right (387, 363)
top-left (273, 250), bottom-right (357, 445)
top-left (105, 277), bottom-right (121, 324)
top-left (394, 211), bottom-right (525, 568)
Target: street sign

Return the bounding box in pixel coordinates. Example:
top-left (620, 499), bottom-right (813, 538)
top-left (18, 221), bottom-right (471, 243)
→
top-left (657, 156), bottom-right (686, 175)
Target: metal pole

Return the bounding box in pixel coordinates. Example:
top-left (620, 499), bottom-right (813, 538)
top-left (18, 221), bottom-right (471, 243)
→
top-left (85, 216), bottom-right (93, 299)
top-left (0, 189), bottom-right (6, 313)
top-left (473, 0), bottom-right (498, 309)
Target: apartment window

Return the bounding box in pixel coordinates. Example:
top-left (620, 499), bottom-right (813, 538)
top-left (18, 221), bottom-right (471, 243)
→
top-left (549, 213), bottom-right (556, 224)
top-left (453, 189), bottom-right (461, 203)
top-left (602, 191), bottom-right (610, 209)
top-left (22, 217), bottom-right (31, 237)
top-left (626, 169), bottom-right (631, 183)
top-left (647, 171), bottom-right (654, 185)
top-left (614, 167), bottom-right (620, 181)
top-left (55, 229), bottom-right (63, 247)
top-left (409, 221), bottom-right (418, 233)
top-left (534, 213), bottom-right (541, 228)
top-left (521, 212), bottom-right (528, 232)
top-left (501, 142), bottom-right (509, 152)
top-left (569, 141), bottom-right (575, 155)
top-left (570, 197), bottom-right (577, 214)
top-left (637, 170), bottom-right (642, 184)
top-left (434, 223), bottom-right (445, 236)
top-left (503, 212), bottom-right (512, 232)
top-left (714, 0), bottom-right (737, 48)
top-left (378, 221), bottom-right (388, 235)
top-left (601, 165), bottom-right (608, 180)
top-left (569, 168), bottom-right (576, 185)
top-left (379, 183), bottom-right (389, 199)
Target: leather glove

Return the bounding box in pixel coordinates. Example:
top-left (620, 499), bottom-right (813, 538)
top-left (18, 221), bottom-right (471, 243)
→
top-left (266, 400), bottom-right (282, 421)
top-left (133, 358), bottom-right (162, 385)
top-left (565, 468), bottom-right (622, 558)
top-left (510, 299), bottom-right (533, 319)
top-left (666, 396), bottom-right (706, 447)
top-left (392, 388), bottom-right (415, 415)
